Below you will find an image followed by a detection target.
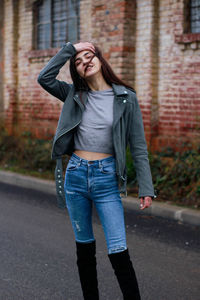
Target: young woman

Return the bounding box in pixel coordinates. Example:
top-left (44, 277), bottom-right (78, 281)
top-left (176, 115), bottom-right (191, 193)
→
top-left (38, 41), bottom-right (155, 300)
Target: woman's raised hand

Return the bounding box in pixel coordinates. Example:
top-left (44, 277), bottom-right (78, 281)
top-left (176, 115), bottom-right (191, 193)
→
top-left (73, 42), bottom-right (95, 54)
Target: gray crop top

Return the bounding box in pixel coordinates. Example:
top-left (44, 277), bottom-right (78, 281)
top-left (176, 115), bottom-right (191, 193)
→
top-left (74, 88), bottom-right (114, 154)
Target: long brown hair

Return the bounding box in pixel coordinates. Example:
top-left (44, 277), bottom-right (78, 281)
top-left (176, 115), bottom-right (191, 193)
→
top-left (69, 45), bottom-right (135, 92)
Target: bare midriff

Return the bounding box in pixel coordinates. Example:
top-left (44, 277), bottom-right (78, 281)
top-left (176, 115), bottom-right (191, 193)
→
top-left (74, 150), bottom-right (112, 160)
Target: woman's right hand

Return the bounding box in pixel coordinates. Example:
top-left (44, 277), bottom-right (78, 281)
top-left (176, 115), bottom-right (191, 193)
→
top-left (73, 42), bottom-right (95, 54)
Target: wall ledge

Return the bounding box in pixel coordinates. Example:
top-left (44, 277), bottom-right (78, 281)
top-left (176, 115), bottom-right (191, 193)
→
top-left (175, 33), bottom-right (200, 44)
top-left (27, 48), bottom-right (60, 63)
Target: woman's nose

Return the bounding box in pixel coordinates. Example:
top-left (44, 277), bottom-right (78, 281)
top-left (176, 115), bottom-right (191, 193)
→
top-left (82, 58), bottom-right (89, 65)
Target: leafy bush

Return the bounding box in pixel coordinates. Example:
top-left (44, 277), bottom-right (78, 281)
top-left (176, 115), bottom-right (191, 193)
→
top-left (126, 145), bottom-right (200, 208)
top-left (0, 126), bottom-right (56, 179)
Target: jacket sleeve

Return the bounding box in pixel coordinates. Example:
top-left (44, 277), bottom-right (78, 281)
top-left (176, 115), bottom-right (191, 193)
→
top-left (37, 42), bottom-right (76, 102)
top-left (128, 93), bottom-right (155, 198)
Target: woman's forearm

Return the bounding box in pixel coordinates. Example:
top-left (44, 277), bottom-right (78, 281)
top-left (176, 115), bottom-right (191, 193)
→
top-left (37, 42), bottom-right (76, 102)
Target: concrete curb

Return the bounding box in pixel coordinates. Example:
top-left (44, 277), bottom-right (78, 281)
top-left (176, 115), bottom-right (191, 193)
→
top-left (0, 170), bottom-right (200, 227)
top-left (0, 170), bottom-right (56, 196)
top-left (123, 196), bottom-right (200, 226)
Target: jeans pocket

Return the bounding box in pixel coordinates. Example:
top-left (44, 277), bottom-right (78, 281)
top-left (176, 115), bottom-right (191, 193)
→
top-left (67, 159), bottom-right (80, 171)
top-left (100, 161), bottom-right (116, 174)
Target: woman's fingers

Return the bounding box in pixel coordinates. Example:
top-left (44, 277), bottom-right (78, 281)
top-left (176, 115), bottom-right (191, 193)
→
top-left (140, 198), bottom-right (144, 209)
top-left (139, 196), bottom-right (152, 210)
top-left (73, 42), bottom-right (95, 53)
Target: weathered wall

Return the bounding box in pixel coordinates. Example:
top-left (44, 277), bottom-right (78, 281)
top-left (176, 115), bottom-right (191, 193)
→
top-left (3, 0), bottom-right (19, 133)
top-left (0, 0), bottom-right (200, 150)
top-left (155, 0), bottom-right (200, 149)
top-left (135, 0), bottom-right (160, 143)
top-left (0, 1), bottom-right (4, 120)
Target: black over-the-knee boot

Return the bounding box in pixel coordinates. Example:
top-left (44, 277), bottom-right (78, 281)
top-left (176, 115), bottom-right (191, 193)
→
top-left (108, 249), bottom-right (141, 300)
top-left (76, 241), bottom-right (99, 300)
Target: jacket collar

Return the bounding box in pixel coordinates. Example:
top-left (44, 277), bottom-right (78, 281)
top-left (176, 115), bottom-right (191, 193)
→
top-left (112, 83), bottom-right (129, 97)
top-left (75, 84), bottom-right (128, 99)
top-left (74, 84), bottom-right (129, 109)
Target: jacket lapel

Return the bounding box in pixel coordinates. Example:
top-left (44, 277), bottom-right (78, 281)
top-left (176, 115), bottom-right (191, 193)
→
top-left (74, 90), bottom-right (88, 108)
top-left (112, 84), bottom-right (128, 129)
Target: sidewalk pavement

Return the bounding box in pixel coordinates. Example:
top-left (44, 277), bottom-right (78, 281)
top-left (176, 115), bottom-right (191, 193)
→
top-left (0, 170), bottom-right (199, 227)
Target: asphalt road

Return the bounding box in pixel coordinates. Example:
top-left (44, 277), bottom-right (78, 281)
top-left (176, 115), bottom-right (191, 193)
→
top-left (0, 182), bottom-right (199, 300)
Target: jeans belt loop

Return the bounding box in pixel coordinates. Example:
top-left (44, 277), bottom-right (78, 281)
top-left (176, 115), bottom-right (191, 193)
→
top-left (98, 161), bottom-right (100, 168)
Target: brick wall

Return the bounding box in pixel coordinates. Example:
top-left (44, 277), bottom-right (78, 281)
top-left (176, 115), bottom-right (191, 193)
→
top-left (135, 0), bottom-right (160, 143)
top-left (153, 0), bottom-right (200, 149)
top-left (0, 0), bottom-right (200, 150)
top-left (0, 0), bottom-right (4, 119)
top-left (3, 1), bottom-right (19, 134)
top-left (90, 0), bottom-right (136, 87)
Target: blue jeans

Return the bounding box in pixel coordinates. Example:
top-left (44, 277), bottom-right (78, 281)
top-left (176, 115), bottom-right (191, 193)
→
top-left (64, 153), bottom-right (127, 254)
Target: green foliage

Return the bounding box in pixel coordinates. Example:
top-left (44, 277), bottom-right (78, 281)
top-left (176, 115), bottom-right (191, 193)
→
top-left (126, 145), bottom-right (200, 208)
top-left (0, 126), bottom-right (55, 179)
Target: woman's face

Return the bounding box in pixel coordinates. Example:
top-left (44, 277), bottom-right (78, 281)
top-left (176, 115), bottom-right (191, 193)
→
top-left (74, 50), bottom-right (102, 79)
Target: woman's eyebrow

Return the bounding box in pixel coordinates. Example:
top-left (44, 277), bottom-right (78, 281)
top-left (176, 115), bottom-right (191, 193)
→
top-left (75, 52), bottom-right (90, 62)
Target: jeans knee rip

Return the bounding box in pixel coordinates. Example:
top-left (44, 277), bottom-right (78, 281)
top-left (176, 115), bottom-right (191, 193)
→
top-left (74, 221), bottom-right (81, 232)
top-left (109, 246), bottom-right (127, 254)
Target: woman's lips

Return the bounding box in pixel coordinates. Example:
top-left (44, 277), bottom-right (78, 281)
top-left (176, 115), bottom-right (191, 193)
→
top-left (85, 65), bottom-right (93, 74)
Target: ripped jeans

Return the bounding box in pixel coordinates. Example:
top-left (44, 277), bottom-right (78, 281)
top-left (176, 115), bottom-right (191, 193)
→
top-left (64, 153), bottom-right (127, 254)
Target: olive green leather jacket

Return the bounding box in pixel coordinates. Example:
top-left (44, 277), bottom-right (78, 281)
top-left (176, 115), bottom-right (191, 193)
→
top-left (37, 42), bottom-right (155, 208)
